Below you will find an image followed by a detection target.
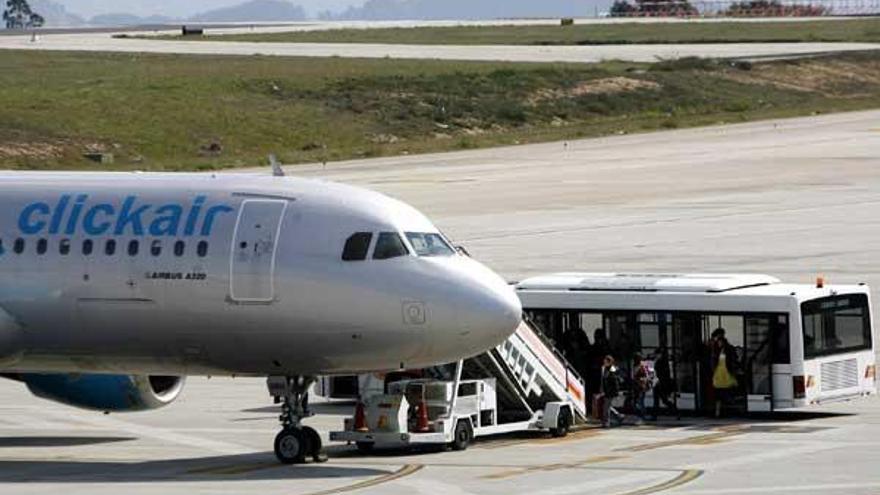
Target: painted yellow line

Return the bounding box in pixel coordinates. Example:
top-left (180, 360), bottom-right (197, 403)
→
top-left (617, 429), bottom-right (744, 453)
top-left (481, 464), bottom-right (563, 481)
top-left (583, 455), bottom-right (628, 464)
top-left (535, 427), bottom-right (604, 445)
top-left (481, 455), bottom-right (627, 480)
top-left (617, 469), bottom-right (704, 495)
top-left (186, 462), bottom-right (276, 476)
top-left (475, 426), bottom-right (603, 450)
top-left (303, 464), bottom-right (424, 495)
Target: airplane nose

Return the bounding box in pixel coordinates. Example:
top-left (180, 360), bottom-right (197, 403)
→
top-left (449, 261), bottom-right (522, 352)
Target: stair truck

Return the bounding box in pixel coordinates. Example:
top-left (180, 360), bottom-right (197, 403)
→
top-left (330, 320), bottom-right (587, 452)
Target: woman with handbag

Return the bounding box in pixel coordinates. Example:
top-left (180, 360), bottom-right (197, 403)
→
top-left (710, 328), bottom-right (740, 418)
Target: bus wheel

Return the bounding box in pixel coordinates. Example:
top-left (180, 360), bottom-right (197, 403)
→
top-left (451, 420), bottom-right (473, 451)
top-left (551, 408), bottom-right (572, 438)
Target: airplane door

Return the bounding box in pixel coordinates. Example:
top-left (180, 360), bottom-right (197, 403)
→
top-left (230, 199), bottom-right (288, 303)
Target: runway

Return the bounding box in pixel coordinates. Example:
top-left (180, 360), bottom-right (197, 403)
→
top-left (1, 25), bottom-right (877, 62)
top-left (2, 110), bottom-right (880, 494)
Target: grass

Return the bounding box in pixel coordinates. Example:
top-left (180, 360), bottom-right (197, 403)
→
top-left (1, 50), bottom-right (880, 170)
top-left (178, 18), bottom-right (880, 45)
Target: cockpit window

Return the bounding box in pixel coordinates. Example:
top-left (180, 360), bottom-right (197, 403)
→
top-left (342, 232), bottom-right (373, 261)
top-left (406, 232), bottom-right (455, 257)
top-left (373, 232), bottom-right (409, 260)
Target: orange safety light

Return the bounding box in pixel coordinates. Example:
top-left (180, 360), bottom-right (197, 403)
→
top-left (816, 276), bottom-right (825, 289)
top-left (866, 365), bottom-right (876, 380)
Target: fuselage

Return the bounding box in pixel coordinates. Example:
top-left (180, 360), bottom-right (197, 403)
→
top-left (0, 172), bottom-right (521, 376)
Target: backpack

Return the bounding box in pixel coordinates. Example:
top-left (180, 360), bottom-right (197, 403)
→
top-left (634, 362), bottom-right (652, 392)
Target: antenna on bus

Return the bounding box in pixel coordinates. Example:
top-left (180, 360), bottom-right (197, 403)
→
top-left (269, 154), bottom-right (285, 177)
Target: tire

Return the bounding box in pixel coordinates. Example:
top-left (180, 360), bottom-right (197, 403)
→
top-left (274, 428), bottom-right (310, 464)
top-left (303, 426), bottom-right (323, 459)
top-left (450, 420), bottom-right (473, 451)
top-left (551, 408), bottom-right (572, 438)
top-left (355, 441), bottom-right (375, 454)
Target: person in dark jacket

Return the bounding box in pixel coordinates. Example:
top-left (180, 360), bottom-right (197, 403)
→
top-left (632, 353), bottom-right (650, 423)
top-left (600, 355), bottom-right (624, 427)
top-left (650, 344), bottom-right (678, 420)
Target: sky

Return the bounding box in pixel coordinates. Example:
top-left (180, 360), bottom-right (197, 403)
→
top-left (55, 0), bottom-right (364, 18)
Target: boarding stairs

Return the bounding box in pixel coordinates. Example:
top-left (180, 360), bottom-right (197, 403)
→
top-left (454, 319), bottom-right (588, 424)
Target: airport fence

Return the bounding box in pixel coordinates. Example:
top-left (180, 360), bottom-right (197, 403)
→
top-left (607, 0), bottom-right (880, 17)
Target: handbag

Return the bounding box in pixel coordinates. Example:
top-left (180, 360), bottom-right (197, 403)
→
top-left (712, 352), bottom-right (738, 389)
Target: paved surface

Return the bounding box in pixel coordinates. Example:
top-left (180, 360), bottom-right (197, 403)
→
top-left (0, 17), bottom-right (865, 37)
top-left (1, 26), bottom-right (877, 62)
top-left (1, 377), bottom-right (879, 495)
top-left (3, 110), bottom-right (880, 494)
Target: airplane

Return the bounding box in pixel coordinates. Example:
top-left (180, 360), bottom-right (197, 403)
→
top-left (0, 170), bottom-right (522, 463)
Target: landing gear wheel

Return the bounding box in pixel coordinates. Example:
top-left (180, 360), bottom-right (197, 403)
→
top-left (268, 376), bottom-right (327, 464)
top-left (551, 408), bottom-right (572, 438)
top-left (303, 426), bottom-right (327, 463)
top-left (450, 420), bottom-right (473, 451)
top-left (356, 441), bottom-right (375, 454)
top-left (274, 428), bottom-right (310, 464)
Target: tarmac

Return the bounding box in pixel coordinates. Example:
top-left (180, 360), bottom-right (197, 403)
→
top-left (0, 20), bottom-right (878, 62)
top-left (0, 109), bottom-right (879, 494)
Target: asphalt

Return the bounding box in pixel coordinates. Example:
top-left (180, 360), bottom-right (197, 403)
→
top-left (0, 20), bottom-right (878, 62)
top-left (0, 109), bottom-right (879, 494)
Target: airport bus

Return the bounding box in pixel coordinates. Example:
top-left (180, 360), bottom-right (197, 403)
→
top-left (516, 273), bottom-right (876, 413)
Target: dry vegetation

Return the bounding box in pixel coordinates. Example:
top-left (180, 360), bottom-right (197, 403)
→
top-left (0, 50), bottom-right (878, 170)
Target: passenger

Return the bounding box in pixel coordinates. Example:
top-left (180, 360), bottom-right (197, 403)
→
top-left (632, 353), bottom-right (650, 424)
top-left (565, 330), bottom-right (591, 384)
top-left (710, 328), bottom-right (740, 418)
top-left (650, 345), bottom-right (678, 420)
top-left (600, 355), bottom-right (624, 427)
top-left (590, 329), bottom-right (610, 414)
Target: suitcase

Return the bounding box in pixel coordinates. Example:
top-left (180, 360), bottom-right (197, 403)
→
top-left (591, 394), bottom-right (606, 423)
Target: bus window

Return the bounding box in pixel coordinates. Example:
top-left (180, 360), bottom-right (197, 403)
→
top-left (773, 315), bottom-right (790, 364)
top-left (527, 309), bottom-right (565, 344)
top-left (702, 315), bottom-right (744, 349)
top-left (802, 294), bottom-right (872, 359)
top-left (579, 313), bottom-right (603, 338)
top-left (638, 312), bottom-right (661, 351)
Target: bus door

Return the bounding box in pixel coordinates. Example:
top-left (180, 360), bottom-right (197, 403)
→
top-left (743, 315), bottom-right (787, 412)
top-left (672, 314), bottom-right (702, 411)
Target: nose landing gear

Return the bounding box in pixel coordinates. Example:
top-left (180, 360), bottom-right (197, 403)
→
top-left (267, 375), bottom-right (327, 464)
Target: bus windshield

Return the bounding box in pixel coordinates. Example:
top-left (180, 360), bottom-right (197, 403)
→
top-left (802, 294), bottom-right (872, 359)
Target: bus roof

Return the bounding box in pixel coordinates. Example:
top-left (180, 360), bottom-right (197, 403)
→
top-left (516, 273), bottom-right (782, 293)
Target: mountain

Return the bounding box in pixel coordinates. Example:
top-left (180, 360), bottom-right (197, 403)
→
top-left (334, 0), bottom-right (595, 19)
top-left (89, 13), bottom-right (176, 26)
top-left (29, 0), bottom-right (86, 26)
top-left (189, 0), bottom-right (307, 22)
